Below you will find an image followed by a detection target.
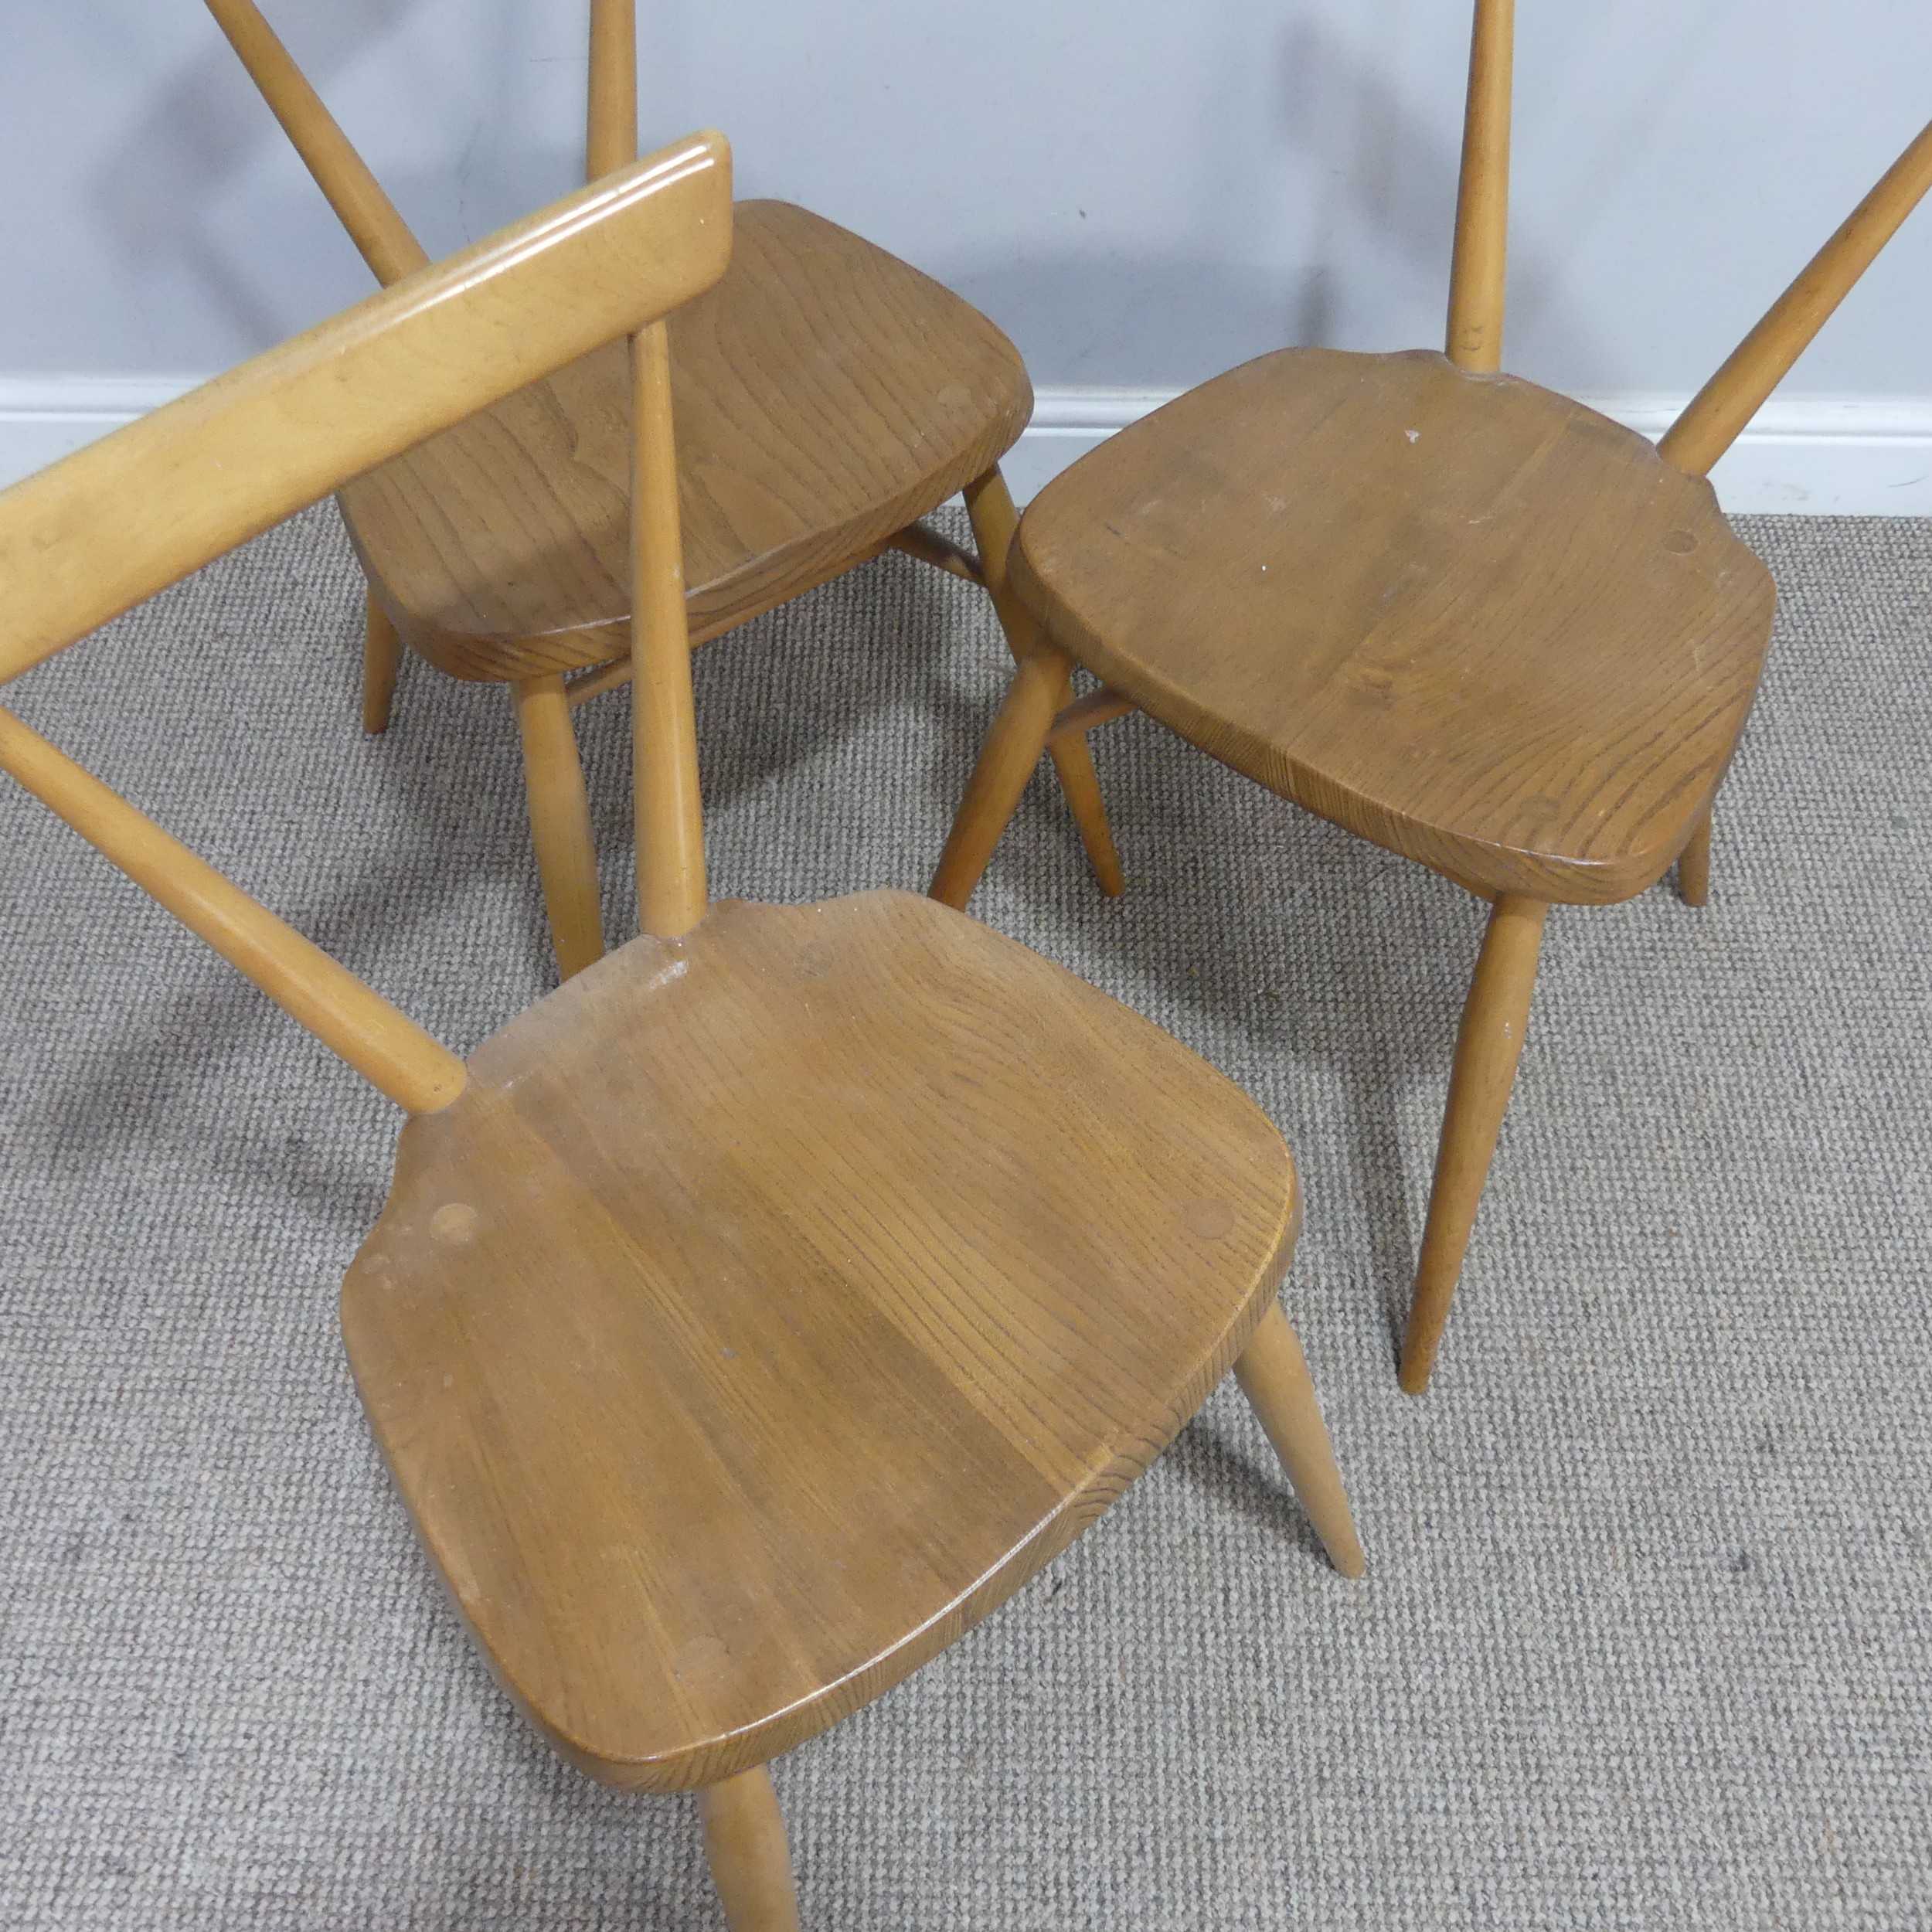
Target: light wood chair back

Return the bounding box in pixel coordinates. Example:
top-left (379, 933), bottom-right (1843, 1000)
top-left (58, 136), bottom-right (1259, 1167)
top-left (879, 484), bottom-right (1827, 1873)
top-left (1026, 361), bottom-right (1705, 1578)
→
top-left (1443, 0), bottom-right (1932, 474)
top-left (203, 0), bottom-right (1126, 987)
top-left (203, 0), bottom-right (647, 284)
top-left (927, 4), bottom-right (1932, 1398)
top-left (0, 134), bottom-right (733, 1105)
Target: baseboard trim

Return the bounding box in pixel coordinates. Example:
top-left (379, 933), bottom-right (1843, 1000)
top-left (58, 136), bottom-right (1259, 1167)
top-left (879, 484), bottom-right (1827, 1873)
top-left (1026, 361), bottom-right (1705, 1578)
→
top-left (5, 374), bottom-right (1932, 515)
top-left (1009, 386), bottom-right (1932, 513)
top-left (0, 376), bottom-right (209, 491)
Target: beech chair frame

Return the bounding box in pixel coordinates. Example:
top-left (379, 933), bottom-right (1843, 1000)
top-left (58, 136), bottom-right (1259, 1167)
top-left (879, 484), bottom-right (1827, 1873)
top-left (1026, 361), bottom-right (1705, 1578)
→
top-left (929, 0), bottom-right (1932, 1393)
top-left (202, 0), bottom-right (1123, 985)
top-left (2, 138), bottom-right (1362, 1930)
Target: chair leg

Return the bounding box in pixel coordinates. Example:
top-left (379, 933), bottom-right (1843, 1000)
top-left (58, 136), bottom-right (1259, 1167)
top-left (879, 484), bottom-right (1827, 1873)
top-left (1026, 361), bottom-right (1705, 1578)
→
top-left (510, 672), bottom-right (604, 980)
top-left (1233, 1300), bottom-right (1366, 1577)
top-left (1677, 805), bottom-right (1713, 906)
top-left (699, 1766), bottom-right (802, 1932)
top-left (362, 590), bottom-right (403, 735)
top-left (929, 641), bottom-right (1072, 910)
top-left (1399, 893), bottom-right (1549, 1395)
top-left (962, 468), bottom-right (1125, 897)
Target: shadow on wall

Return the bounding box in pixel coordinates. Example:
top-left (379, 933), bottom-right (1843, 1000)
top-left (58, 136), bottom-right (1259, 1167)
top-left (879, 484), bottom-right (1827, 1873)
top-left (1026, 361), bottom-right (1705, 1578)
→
top-left (88, 0), bottom-right (580, 355)
top-left (940, 13), bottom-right (1608, 392)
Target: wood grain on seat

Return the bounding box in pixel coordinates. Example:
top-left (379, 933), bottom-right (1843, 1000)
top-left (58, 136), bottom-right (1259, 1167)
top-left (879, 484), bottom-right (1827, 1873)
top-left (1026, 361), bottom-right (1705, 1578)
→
top-left (1010, 347), bottom-right (1776, 904)
top-left (340, 890), bottom-right (1300, 1794)
top-left (338, 201), bottom-right (1033, 682)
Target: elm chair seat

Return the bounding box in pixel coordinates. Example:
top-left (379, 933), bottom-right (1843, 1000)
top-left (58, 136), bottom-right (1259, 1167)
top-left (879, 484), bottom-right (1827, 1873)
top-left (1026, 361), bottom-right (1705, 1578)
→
top-left (930, 0), bottom-right (1932, 1394)
top-left (345, 890), bottom-right (1302, 1790)
top-left (207, 0), bottom-right (1121, 988)
top-left (341, 200), bottom-right (1036, 680)
top-left (1006, 345), bottom-right (1774, 905)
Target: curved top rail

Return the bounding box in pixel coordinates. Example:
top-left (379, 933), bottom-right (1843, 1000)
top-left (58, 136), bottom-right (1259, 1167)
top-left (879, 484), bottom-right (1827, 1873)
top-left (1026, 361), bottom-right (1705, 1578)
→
top-left (0, 133), bottom-right (731, 686)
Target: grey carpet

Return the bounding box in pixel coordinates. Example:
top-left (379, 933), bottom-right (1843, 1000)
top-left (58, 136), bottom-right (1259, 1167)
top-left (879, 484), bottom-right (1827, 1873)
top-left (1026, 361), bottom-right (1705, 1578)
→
top-left (2, 504), bottom-right (1928, 1930)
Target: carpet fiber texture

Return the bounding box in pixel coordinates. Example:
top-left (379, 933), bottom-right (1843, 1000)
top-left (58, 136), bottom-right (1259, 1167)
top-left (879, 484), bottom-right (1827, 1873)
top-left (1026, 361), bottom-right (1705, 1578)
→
top-left (2, 505), bottom-right (1928, 1929)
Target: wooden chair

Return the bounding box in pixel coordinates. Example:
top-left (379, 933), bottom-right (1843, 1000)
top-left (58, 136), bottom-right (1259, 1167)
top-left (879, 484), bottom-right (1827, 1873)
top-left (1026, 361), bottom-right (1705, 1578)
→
top-left (0, 137), bottom-right (1362, 1928)
top-left (930, 0), bottom-right (1932, 1395)
top-left (202, 0), bottom-right (1121, 985)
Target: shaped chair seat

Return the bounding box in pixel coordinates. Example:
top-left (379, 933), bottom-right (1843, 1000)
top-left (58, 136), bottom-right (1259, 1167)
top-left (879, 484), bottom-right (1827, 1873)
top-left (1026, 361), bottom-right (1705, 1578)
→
top-left (1006, 346), bottom-right (1775, 906)
top-left (931, 0), bottom-right (1932, 1395)
top-left (2, 139), bottom-right (1361, 1925)
top-left (341, 200), bottom-right (1034, 682)
top-left (206, 0), bottom-right (1122, 989)
top-left (344, 889), bottom-right (1301, 1791)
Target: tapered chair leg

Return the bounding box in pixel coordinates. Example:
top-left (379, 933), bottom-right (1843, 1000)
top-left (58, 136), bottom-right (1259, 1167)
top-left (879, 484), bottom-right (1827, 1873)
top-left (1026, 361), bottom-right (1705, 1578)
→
top-left (510, 672), bottom-right (604, 980)
top-left (929, 641), bottom-right (1072, 910)
top-left (362, 590), bottom-right (403, 735)
top-left (1677, 805), bottom-right (1713, 906)
top-left (699, 1766), bottom-right (802, 1932)
top-left (1399, 893), bottom-right (1549, 1394)
top-left (963, 468), bottom-right (1125, 897)
top-left (1233, 1300), bottom-right (1366, 1577)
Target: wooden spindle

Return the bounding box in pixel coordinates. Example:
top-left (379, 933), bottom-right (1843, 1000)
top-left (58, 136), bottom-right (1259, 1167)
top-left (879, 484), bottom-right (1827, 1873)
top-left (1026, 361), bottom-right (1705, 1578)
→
top-left (1444, 0), bottom-right (1514, 372)
top-left (203, 0), bottom-right (429, 287)
top-left (1659, 117), bottom-right (1932, 478)
top-left (587, 0), bottom-right (639, 180)
top-left (630, 323), bottom-right (707, 938)
top-left (0, 707), bottom-right (465, 1113)
top-left (0, 139), bottom-right (732, 691)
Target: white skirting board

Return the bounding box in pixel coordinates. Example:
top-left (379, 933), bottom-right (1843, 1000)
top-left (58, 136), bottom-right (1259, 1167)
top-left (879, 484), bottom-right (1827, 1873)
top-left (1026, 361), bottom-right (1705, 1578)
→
top-left (6, 376), bottom-right (1932, 515)
top-left (1007, 389), bottom-right (1932, 514)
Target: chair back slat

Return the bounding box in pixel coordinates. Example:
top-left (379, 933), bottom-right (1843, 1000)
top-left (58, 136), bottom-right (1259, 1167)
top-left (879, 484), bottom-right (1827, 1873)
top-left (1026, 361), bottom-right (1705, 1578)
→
top-left (0, 707), bottom-right (468, 1111)
top-left (630, 323), bottom-right (708, 937)
top-left (1660, 117), bottom-right (1932, 478)
top-left (1444, 0), bottom-right (1514, 372)
top-left (0, 139), bottom-right (731, 688)
top-left (0, 138), bottom-right (731, 1106)
top-left (588, 0), bottom-right (640, 181)
top-left (205, 0), bottom-right (429, 287)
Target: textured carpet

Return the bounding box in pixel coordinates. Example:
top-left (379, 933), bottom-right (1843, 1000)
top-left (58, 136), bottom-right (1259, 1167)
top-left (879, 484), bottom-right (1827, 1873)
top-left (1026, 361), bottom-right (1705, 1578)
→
top-left (2, 505), bottom-right (1928, 1930)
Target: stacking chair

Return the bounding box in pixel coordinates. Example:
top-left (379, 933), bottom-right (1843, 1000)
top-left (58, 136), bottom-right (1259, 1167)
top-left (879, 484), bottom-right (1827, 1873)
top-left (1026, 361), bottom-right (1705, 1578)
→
top-left (203, 0), bottom-right (1121, 984)
top-left (931, 0), bottom-right (1932, 1394)
top-left (0, 137), bottom-right (1362, 1927)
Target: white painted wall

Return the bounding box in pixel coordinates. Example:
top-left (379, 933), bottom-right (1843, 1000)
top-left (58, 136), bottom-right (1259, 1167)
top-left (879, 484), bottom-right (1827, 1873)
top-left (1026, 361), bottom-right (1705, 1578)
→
top-left (4, 0), bottom-right (1930, 506)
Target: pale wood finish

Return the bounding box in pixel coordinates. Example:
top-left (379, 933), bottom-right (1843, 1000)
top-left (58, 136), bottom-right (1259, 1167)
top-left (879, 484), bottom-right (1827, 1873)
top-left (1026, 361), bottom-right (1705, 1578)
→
top-left (0, 139), bottom-right (732, 689)
top-left (202, 0), bottom-right (429, 288)
top-left (4, 143), bottom-right (1359, 1917)
top-left (564, 651), bottom-right (643, 709)
top-left (962, 468), bottom-right (1126, 898)
top-left (1677, 808), bottom-right (1713, 908)
top-left (887, 521), bottom-right (987, 586)
top-left (933, 17), bottom-right (1932, 1392)
top-left (339, 890), bottom-right (1309, 1791)
top-left (587, 0), bottom-right (638, 182)
top-left (512, 675), bottom-right (605, 978)
top-left (363, 591), bottom-right (403, 734)
top-left (0, 141), bottom-right (729, 1096)
top-left (0, 706), bottom-right (465, 1114)
top-left (699, 1769), bottom-right (802, 1932)
top-left (1445, 0), bottom-right (1513, 372)
top-left (1659, 117), bottom-right (1932, 478)
top-left (930, 639), bottom-right (1077, 911)
top-left (336, 201), bottom-right (1035, 682)
top-left (630, 325), bottom-right (708, 940)
top-left (1049, 685), bottom-right (1138, 747)
top-left (211, 4), bottom-right (1119, 941)
top-left (561, 505), bottom-right (989, 709)
top-left (1005, 349), bottom-right (1774, 906)
top-left (1233, 1301), bottom-right (1367, 1578)
top-left (1398, 895), bottom-right (1547, 1394)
